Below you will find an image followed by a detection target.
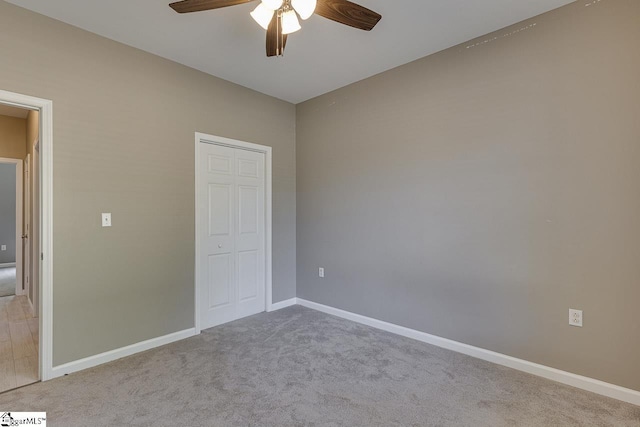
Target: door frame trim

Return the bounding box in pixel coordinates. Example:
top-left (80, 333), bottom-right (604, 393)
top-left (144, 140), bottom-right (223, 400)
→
top-left (194, 132), bottom-right (273, 334)
top-left (23, 155), bottom-right (30, 298)
top-left (0, 157), bottom-right (23, 296)
top-left (0, 89), bottom-right (54, 381)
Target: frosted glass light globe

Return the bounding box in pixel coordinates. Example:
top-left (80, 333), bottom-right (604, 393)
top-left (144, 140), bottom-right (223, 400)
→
top-left (251, 3), bottom-right (274, 30)
top-left (281, 9), bottom-right (301, 34)
top-left (291, 0), bottom-right (316, 20)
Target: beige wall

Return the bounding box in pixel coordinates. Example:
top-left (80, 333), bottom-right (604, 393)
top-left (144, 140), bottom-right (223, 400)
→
top-left (297, 0), bottom-right (640, 391)
top-left (0, 115), bottom-right (26, 159)
top-left (0, 1), bottom-right (296, 365)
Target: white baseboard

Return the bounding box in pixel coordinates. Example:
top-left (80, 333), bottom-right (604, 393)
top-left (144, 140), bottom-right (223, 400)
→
top-left (0, 262), bottom-right (16, 268)
top-left (268, 297), bottom-right (298, 312)
top-left (50, 328), bottom-right (196, 378)
top-left (50, 298), bottom-right (298, 380)
top-left (296, 298), bottom-right (640, 407)
top-left (26, 295), bottom-right (35, 318)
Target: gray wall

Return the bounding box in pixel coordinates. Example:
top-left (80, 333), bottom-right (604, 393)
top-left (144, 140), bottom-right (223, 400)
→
top-left (296, 0), bottom-right (640, 391)
top-left (0, 163), bottom-right (16, 264)
top-left (0, 1), bottom-right (296, 365)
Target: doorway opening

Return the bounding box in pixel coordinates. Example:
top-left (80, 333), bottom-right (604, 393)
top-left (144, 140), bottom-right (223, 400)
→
top-left (0, 90), bottom-right (53, 391)
top-left (0, 103), bottom-right (39, 391)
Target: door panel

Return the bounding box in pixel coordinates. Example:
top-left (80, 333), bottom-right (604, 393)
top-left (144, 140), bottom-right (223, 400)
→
top-left (208, 184), bottom-right (231, 236)
top-left (237, 158), bottom-right (259, 177)
top-left (238, 186), bottom-right (258, 235)
top-left (200, 144), bottom-right (235, 327)
top-left (238, 250), bottom-right (258, 301)
top-left (199, 143), bottom-right (266, 329)
top-left (208, 154), bottom-right (232, 175)
top-left (208, 254), bottom-right (232, 308)
top-left (234, 150), bottom-right (265, 319)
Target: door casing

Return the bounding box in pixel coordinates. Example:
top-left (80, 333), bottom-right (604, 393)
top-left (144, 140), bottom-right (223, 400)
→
top-left (23, 155), bottom-right (30, 299)
top-left (194, 132), bottom-right (273, 334)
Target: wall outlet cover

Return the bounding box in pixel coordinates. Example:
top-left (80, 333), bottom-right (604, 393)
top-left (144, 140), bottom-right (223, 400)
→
top-left (569, 309), bottom-right (583, 327)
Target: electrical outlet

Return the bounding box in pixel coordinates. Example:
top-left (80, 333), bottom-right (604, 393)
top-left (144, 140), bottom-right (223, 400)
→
top-left (319, 267), bottom-right (325, 278)
top-left (569, 309), bottom-right (583, 327)
top-left (102, 213), bottom-right (112, 227)
top-left (0, 245), bottom-right (6, 251)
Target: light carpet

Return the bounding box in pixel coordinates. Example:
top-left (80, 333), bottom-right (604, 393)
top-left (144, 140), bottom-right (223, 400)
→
top-left (0, 306), bottom-right (638, 426)
top-left (0, 267), bottom-right (16, 297)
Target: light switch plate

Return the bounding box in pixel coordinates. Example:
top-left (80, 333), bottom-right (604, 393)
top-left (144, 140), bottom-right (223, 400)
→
top-left (319, 267), bottom-right (325, 278)
top-left (102, 213), bottom-right (112, 227)
top-left (0, 245), bottom-right (6, 251)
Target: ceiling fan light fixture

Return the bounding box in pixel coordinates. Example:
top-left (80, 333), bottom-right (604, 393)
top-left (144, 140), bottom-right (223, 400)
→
top-left (281, 9), bottom-right (301, 34)
top-left (291, 0), bottom-right (316, 20)
top-left (250, 3), bottom-right (274, 30)
top-left (261, 0), bottom-right (283, 11)
top-left (169, 0), bottom-right (382, 58)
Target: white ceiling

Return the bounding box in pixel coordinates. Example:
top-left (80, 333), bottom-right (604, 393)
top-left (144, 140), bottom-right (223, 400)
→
top-left (0, 103), bottom-right (30, 119)
top-left (7, 0), bottom-right (574, 104)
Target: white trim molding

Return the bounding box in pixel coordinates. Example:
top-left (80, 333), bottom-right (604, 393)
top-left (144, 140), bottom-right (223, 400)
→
top-left (0, 263), bottom-right (17, 268)
top-left (267, 297), bottom-right (297, 312)
top-left (51, 329), bottom-right (196, 378)
top-left (25, 294), bottom-right (35, 318)
top-left (194, 132), bottom-right (273, 335)
top-left (296, 299), bottom-right (640, 407)
top-left (0, 90), bottom-right (53, 382)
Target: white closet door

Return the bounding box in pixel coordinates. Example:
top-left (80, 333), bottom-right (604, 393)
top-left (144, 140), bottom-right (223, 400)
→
top-left (234, 149), bottom-right (265, 319)
top-left (198, 143), bottom-right (266, 329)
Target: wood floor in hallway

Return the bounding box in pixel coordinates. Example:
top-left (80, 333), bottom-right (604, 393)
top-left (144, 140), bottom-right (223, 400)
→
top-left (0, 295), bottom-right (38, 393)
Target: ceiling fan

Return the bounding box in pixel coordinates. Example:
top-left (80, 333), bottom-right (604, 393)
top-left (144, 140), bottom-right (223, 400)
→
top-left (169, 0), bottom-right (382, 57)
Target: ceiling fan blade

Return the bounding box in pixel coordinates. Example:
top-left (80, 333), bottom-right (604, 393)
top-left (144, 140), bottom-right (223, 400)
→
top-left (315, 0), bottom-right (381, 31)
top-left (266, 15), bottom-right (287, 57)
top-left (169, 0), bottom-right (253, 13)
top-left (266, 15), bottom-right (278, 57)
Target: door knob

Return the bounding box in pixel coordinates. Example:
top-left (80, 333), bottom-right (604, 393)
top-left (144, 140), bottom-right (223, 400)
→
top-left (218, 244), bottom-right (223, 248)
top-left (22, 234), bottom-right (28, 239)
